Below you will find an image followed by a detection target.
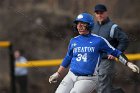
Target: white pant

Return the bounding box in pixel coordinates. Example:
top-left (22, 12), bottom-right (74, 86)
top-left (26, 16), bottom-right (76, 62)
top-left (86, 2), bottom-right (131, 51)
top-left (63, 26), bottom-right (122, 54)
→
top-left (55, 71), bottom-right (97, 93)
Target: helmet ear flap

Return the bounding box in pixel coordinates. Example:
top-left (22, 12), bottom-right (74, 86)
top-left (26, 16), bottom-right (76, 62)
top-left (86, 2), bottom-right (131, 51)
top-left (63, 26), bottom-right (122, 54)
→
top-left (85, 24), bottom-right (89, 30)
top-left (72, 23), bottom-right (78, 32)
top-left (86, 24), bottom-right (92, 32)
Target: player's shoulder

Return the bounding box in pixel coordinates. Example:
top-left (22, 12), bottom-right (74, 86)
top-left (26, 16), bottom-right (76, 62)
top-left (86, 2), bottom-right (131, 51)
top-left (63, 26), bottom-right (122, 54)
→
top-left (71, 35), bottom-right (80, 40)
top-left (74, 35), bottom-right (81, 38)
top-left (69, 35), bottom-right (80, 43)
top-left (91, 34), bottom-right (103, 39)
top-left (91, 34), bottom-right (108, 42)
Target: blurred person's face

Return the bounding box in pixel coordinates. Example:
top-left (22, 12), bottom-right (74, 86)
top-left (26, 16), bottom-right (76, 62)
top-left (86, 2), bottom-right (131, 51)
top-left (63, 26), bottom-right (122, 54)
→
top-left (77, 22), bottom-right (89, 35)
top-left (14, 51), bottom-right (20, 59)
top-left (95, 11), bottom-right (108, 22)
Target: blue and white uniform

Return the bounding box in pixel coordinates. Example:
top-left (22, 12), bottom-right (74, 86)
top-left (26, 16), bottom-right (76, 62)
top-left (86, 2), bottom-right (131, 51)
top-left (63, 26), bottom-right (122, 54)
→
top-left (61, 33), bottom-right (121, 75)
top-left (55, 33), bottom-right (122, 93)
top-left (54, 13), bottom-right (129, 93)
top-left (53, 12), bottom-right (138, 93)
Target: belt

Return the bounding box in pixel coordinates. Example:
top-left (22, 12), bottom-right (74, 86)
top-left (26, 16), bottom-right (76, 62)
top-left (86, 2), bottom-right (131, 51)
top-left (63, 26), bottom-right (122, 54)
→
top-left (73, 72), bottom-right (93, 76)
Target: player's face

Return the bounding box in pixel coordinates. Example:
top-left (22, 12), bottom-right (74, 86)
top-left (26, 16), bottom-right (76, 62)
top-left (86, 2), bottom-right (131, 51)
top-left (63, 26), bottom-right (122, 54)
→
top-left (95, 11), bottom-right (108, 22)
top-left (77, 22), bottom-right (89, 35)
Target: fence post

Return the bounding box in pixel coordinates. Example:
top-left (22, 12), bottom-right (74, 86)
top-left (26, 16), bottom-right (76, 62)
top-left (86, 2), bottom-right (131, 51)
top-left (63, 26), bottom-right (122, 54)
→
top-left (9, 44), bottom-right (16, 93)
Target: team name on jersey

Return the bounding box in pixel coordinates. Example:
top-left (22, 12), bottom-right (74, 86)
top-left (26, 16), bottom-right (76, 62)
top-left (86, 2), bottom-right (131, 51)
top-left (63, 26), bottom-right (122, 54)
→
top-left (73, 47), bottom-right (95, 53)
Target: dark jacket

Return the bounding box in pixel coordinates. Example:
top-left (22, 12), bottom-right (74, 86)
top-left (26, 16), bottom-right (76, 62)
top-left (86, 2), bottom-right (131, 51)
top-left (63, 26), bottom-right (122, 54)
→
top-left (92, 18), bottom-right (129, 58)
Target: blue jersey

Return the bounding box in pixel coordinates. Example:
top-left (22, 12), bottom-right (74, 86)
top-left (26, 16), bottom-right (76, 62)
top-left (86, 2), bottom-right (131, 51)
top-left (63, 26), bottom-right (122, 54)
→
top-left (61, 34), bottom-right (122, 75)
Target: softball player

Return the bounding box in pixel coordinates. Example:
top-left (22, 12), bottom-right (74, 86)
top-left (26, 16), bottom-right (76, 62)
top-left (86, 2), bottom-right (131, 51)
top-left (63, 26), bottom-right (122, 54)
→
top-left (49, 13), bottom-right (139, 93)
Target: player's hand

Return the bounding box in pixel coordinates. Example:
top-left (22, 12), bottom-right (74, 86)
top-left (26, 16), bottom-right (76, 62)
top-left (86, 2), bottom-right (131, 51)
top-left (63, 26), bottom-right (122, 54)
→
top-left (108, 55), bottom-right (115, 60)
top-left (127, 62), bottom-right (139, 73)
top-left (49, 72), bottom-right (60, 83)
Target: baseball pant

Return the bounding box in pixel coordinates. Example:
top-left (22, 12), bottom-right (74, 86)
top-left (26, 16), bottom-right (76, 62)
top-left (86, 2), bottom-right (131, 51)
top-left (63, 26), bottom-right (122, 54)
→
top-left (55, 71), bottom-right (98, 93)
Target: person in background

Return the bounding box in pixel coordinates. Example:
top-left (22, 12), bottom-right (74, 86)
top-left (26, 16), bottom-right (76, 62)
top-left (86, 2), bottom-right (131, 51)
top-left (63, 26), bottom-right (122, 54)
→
top-left (49, 13), bottom-right (139, 93)
top-left (92, 4), bottom-right (129, 93)
top-left (14, 50), bottom-right (28, 93)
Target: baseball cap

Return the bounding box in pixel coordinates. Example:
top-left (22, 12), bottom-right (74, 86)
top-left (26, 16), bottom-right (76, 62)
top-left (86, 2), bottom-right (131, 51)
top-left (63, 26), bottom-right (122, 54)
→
top-left (94, 4), bottom-right (107, 12)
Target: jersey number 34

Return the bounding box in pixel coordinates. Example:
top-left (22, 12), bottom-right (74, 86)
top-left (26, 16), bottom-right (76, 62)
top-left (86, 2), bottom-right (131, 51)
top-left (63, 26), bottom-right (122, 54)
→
top-left (76, 53), bottom-right (87, 62)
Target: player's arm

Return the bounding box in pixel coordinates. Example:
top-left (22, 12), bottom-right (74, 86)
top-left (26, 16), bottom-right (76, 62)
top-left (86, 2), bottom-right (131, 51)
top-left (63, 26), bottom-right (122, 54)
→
top-left (118, 53), bottom-right (139, 73)
top-left (49, 40), bottom-right (73, 83)
top-left (100, 38), bottom-right (139, 73)
top-left (49, 53), bottom-right (72, 83)
top-left (49, 52), bottom-right (72, 84)
top-left (49, 66), bottom-right (66, 83)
